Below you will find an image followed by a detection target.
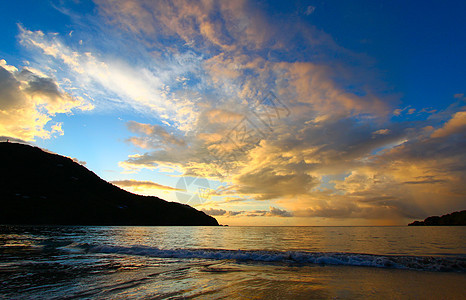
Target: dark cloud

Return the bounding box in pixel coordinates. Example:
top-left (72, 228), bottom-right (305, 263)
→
top-left (268, 207), bottom-right (293, 217)
top-left (403, 179), bottom-right (447, 185)
top-left (0, 66), bottom-right (27, 110)
top-left (201, 208), bottom-right (227, 216)
top-left (20, 69), bottom-right (65, 102)
top-left (202, 207), bottom-right (292, 218)
top-left (127, 121), bottom-right (186, 148)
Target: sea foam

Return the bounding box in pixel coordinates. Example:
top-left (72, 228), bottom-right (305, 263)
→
top-left (61, 243), bottom-right (466, 273)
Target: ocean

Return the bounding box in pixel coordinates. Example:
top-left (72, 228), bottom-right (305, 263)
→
top-left (1, 225), bottom-right (465, 299)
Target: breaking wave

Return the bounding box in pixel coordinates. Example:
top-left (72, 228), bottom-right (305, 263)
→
top-left (60, 243), bottom-right (466, 273)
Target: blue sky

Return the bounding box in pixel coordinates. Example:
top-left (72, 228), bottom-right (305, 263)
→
top-left (0, 0), bottom-right (465, 225)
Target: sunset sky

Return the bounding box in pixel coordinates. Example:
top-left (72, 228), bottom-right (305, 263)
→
top-left (1, 0), bottom-right (465, 225)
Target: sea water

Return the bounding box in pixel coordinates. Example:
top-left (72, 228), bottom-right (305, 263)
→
top-left (1, 225), bottom-right (465, 299)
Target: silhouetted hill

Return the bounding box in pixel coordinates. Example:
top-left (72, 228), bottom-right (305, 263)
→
top-left (408, 210), bottom-right (466, 226)
top-left (0, 142), bottom-right (218, 226)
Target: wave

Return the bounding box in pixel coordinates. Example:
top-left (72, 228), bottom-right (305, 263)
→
top-left (58, 243), bottom-right (466, 273)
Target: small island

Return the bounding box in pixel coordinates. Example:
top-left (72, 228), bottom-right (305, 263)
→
top-left (408, 210), bottom-right (466, 226)
top-left (0, 142), bottom-right (218, 226)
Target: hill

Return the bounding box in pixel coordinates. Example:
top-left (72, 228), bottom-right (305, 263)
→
top-left (408, 210), bottom-right (466, 226)
top-left (0, 142), bottom-right (218, 226)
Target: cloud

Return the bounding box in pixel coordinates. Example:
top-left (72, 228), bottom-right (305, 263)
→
top-left (268, 206), bottom-right (293, 217)
top-left (324, 112), bottom-right (466, 218)
top-left (201, 208), bottom-right (244, 217)
top-left (223, 106), bottom-right (466, 219)
top-left (70, 157), bottom-right (87, 166)
top-left (201, 208), bottom-right (227, 216)
top-left (105, 16), bottom-right (461, 220)
top-left (201, 206), bottom-right (292, 217)
top-left (96, 0), bottom-right (276, 51)
top-left (403, 178), bottom-right (446, 185)
top-left (430, 111), bottom-right (466, 138)
top-left (127, 121), bottom-right (186, 149)
top-left (0, 59), bottom-right (92, 141)
top-left (18, 25), bottom-right (204, 131)
top-left (230, 140), bottom-right (321, 200)
top-left (111, 179), bottom-right (182, 192)
top-left (372, 129), bottom-right (390, 138)
top-left (393, 106), bottom-right (413, 116)
top-left (16, 1), bottom-right (466, 223)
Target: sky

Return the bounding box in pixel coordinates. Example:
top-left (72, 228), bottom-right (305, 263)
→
top-left (0, 0), bottom-right (465, 226)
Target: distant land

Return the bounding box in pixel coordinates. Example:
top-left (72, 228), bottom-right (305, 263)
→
top-left (408, 210), bottom-right (466, 226)
top-left (0, 142), bottom-right (218, 226)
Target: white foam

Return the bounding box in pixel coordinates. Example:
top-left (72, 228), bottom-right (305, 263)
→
top-left (63, 244), bottom-right (466, 273)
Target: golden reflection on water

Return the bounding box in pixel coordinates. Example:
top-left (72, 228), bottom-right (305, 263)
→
top-left (105, 226), bottom-right (465, 257)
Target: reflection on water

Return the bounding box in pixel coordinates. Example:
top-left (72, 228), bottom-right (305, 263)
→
top-left (1, 225), bottom-right (465, 299)
top-left (30, 225), bottom-right (464, 256)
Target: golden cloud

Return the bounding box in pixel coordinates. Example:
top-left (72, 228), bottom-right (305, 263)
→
top-left (0, 60), bottom-right (92, 141)
top-left (431, 111), bottom-right (466, 138)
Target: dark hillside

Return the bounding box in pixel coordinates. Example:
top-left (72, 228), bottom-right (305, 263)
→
top-left (408, 210), bottom-right (466, 226)
top-left (0, 142), bottom-right (218, 226)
